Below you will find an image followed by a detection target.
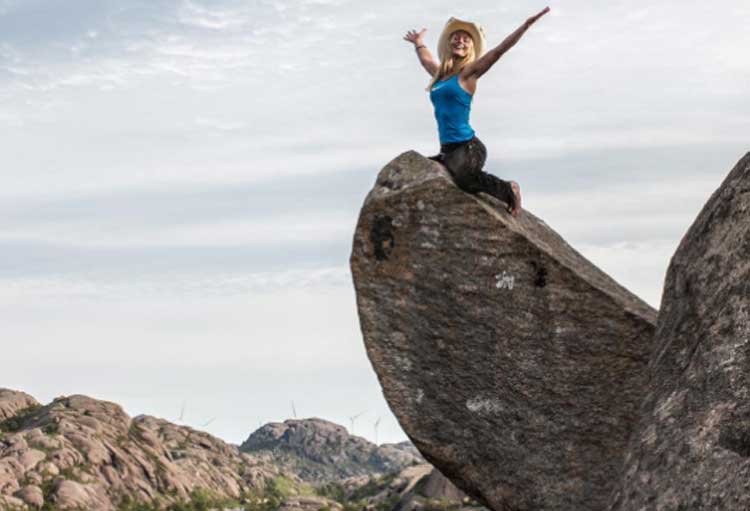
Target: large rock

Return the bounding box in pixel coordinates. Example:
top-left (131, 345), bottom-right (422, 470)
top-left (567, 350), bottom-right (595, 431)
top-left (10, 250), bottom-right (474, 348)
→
top-left (14, 484), bottom-right (44, 509)
top-left (0, 389), bottom-right (39, 422)
top-left (337, 463), bottom-right (481, 511)
top-left (52, 479), bottom-right (110, 510)
top-left (278, 495), bottom-right (343, 511)
top-left (609, 152), bottom-right (750, 510)
top-left (350, 151), bottom-right (658, 511)
top-left (420, 467), bottom-right (467, 503)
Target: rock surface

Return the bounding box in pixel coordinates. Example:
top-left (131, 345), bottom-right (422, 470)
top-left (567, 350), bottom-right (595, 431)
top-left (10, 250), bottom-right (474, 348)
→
top-left (350, 151), bottom-right (658, 511)
top-left (0, 388), bottom-right (471, 511)
top-left (0, 390), bottom-right (39, 422)
top-left (240, 418), bottom-right (422, 483)
top-left (14, 485), bottom-right (43, 509)
top-left (0, 390), bottom-right (282, 510)
top-left (609, 152), bottom-right (750, 510)
top-left (337, 463), bottom-right (482, 511)
top-left (277, 495), bottom-right (343, 511)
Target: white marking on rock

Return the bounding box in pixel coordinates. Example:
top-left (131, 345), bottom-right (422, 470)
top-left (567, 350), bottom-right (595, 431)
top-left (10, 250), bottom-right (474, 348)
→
top-left (390, 332), bottom-right (407, 346)
top-left (419, 226), bottom-right (440, 241)
top-left (416, 389), bottom-right (424, 404)
top-left (395, 354), bottom-right (413, 372)
top-left (654, 389), bottom-right (686, 421)
top-left (466, 397), bottom-right (503, 414)
top-left (494, 271), bottom-right (515, 290)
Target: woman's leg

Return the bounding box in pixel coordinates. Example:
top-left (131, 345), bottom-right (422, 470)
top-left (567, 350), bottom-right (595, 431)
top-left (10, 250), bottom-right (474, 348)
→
top-left (442, 137), bottom-right (519, 215)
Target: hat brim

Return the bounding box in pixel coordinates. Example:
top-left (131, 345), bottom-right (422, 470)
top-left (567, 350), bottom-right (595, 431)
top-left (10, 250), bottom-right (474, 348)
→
top-left (437, 17), bottom-right (486, 61)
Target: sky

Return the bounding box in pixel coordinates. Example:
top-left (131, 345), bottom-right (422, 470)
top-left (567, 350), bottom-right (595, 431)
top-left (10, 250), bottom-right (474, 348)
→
top-left (1, 0), bottom-right (749, 446)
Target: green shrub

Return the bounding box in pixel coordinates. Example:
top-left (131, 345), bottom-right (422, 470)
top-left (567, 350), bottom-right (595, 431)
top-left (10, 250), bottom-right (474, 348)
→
top-left (314, 482), bottom-right (346, 503)
top-left (0, 404), bottom-right (42, 433)
top-left (117, 487), bottom-right (240, 511)
top-left (43, 422), bottom-right (59, 435)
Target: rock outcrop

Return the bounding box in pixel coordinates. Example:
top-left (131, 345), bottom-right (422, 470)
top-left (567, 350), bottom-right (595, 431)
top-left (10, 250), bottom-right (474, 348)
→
top-left (336, 463), bottom-right (483, 511)
top-left (0, 391), bottom-right (282, 510)
top-left (277, 495), bottom-right (344, 511)
top-left (609, 153), bottom-right (750, 510)
top-left (0, 390), bottom-right (39, 422)
top-left (240, 418), bottom-right (422, 483)
top-left (350, 151), bottom-right (658, 511)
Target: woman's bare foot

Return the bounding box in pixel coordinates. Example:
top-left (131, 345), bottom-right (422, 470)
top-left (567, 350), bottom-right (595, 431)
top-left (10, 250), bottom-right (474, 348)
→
top-left (509, 181), bottom-right (522, 217)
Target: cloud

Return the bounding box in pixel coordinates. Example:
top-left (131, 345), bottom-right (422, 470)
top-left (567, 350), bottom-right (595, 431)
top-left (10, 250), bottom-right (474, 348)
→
top-left (0, 214), bottom-right (355, 248)
top-left (177, 0), bottom-right (256, 30)
top-left (0, 265), bottom-right (352, 301)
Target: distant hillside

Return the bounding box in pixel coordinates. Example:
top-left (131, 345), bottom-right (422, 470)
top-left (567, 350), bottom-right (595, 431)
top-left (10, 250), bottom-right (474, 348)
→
top-left (0, 389), bottom-right (289, 510)
top-left (0, 389), bottom-right (481, 511)
top-left (239, 418), bottom-right (422, 483)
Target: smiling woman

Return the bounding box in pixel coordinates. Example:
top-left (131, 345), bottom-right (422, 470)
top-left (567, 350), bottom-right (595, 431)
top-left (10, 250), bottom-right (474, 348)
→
top-left (403, 8), bottom-right (550, 218)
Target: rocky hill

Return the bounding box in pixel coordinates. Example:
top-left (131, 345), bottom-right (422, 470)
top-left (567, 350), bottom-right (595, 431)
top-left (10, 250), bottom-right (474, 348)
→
top-left (239, 418), bottom-right (422, 483)
top-left (1, 389), bottom-right (475, 511)
top-left (0, 389), bottom-right (298, 510)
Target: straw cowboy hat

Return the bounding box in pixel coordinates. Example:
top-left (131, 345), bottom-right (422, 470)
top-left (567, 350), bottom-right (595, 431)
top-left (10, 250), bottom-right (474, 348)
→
top-left (437, 17), bottom-right (487, 61)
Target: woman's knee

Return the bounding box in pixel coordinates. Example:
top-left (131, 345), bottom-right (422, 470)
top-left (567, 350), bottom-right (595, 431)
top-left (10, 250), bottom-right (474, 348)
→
top-left (452, 169), bottom-right (481, 193)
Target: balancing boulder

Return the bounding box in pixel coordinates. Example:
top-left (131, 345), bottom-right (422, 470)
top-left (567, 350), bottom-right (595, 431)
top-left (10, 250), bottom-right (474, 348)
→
top-left (350, 151), bottom-right (657, 511)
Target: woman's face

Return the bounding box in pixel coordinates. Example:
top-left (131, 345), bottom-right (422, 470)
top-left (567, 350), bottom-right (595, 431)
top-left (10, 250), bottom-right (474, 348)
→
top-left (449, 30), bottom-right (473, 58)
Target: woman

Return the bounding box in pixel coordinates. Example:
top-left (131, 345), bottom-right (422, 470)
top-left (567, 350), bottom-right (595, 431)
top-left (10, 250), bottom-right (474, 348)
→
top-left (404, 8), bottom-right (549, 217)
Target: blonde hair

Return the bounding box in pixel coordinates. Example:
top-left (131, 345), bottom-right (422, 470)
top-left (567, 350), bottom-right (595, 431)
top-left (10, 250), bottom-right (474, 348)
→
top-left (425, 30), bottom-right (477, 92)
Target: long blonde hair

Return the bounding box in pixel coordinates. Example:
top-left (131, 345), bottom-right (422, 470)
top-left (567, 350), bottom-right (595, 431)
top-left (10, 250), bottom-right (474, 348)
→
top-left (425, 31), bottom-right (477, 92)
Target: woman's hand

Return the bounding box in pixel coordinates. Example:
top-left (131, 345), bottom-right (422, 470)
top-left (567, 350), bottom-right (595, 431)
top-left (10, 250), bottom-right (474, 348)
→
top-left (406, 28), bottom-right (438, 76)
top-left (403, 28), bottom-right (427, 46)
top-left (465, 6), bottom-right (550, 79)
top-left (525, 7), bottom-right (550, 27)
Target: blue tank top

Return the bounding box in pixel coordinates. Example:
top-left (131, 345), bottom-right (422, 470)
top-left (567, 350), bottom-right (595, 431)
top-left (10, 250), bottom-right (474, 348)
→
top-left (429, 74), bottom-right (475, 144)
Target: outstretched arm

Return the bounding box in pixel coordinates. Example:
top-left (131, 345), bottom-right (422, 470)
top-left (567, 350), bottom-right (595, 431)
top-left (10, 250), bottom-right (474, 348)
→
top-left (404, 28), bottom-right (439, 76)
top-left (466, 7), bottom-right (549, 79)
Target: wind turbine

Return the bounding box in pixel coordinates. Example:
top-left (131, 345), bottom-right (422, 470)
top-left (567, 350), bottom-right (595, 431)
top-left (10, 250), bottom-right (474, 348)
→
top-left (373, 417), bottom-right (381, 445)
top-left (175, 401), bottom-right (215, 431)
top-left (349, 411), bottom-right (365, 435)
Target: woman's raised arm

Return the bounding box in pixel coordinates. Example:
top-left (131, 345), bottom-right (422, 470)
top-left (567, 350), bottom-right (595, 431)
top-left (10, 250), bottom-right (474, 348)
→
top-left (466, 7), bottom-right (549, 79)
top-left (404, 28), bottom-right (439, 77)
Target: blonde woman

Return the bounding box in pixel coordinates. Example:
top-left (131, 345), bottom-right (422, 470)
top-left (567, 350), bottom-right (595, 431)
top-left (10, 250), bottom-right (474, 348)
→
top-left (404, 8), bottom-right (549, 217)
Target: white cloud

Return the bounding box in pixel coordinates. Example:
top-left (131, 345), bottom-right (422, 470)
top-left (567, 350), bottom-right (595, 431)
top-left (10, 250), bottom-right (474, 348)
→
top-left (0, 213), bottom-right (355, 248)
top-left (192, 116), bottom-right (246, 132)
top-left (0, 266), bottom-right (352, 301)
top-left (177, 1), bottom-right (251, 30)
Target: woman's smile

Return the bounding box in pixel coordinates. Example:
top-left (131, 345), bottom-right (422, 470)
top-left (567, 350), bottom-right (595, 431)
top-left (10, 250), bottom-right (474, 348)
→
top-left (450, 31), bottom-right (473, 56)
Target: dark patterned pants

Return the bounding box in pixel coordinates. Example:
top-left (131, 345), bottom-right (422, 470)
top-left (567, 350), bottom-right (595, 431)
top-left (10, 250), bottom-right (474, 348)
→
top-left (428, 136), bottom-right (516, 210)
